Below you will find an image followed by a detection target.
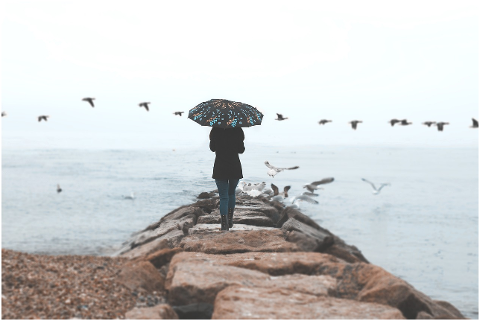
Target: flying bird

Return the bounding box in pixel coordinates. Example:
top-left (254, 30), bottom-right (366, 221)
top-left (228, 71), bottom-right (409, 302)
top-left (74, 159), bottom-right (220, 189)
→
top-left (303, 178), bottom-right (334, 193)
top-left (82, 97), bottom-right (95, 107)
top-left (271, 184), bottom-right (291, 198)
top-left (349, 120), bottom-right (363, 130)
top-left (275, 113), bottom-right (288, 121)
top-left (38, 115), bottom-right (49, 122)
top-left (264, 161), bottom-right (299, 177)
top-left (400, 119), bottom-right (412, 126)
top-left (173, 111), bottom-right (184, 116)
top-left (388, 119), bottom-right (401, 126)
top-left (57, 184), bottom-right (62, 193)
top-left (422, 121), bottom-right (436, 127)
top-left (436, 122), bottom-right (449, 131)
top-left (361, 178), bottom-right (390, 195)
top-left (318, 119), bottom-right (332, 125)
top-left (470, 118), bottom-right (478, 128)
top-left (289, 195), bottom-right (319, 209)
top-left (139, 102), bottom-right (150, 111)
top-left (1, 111), bottom-right (6, 117)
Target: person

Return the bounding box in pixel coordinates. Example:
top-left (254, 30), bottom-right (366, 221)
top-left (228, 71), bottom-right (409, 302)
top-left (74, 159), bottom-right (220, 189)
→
top-left (209, 127), bottom-right (245, 231)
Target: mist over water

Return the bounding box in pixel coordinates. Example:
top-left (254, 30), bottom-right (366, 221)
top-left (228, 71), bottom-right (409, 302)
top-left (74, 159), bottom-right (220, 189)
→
top-left (1, 144), bottom-right (478, 318)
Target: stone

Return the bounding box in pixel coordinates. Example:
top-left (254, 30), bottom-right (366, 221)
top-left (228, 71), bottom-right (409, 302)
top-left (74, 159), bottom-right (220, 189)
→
top-left (276, 206), bottom-right (324, 230)
top-left (191, 198), bottom-right (219, 214)
top-left (197, 212), bottom-right (275, 227)
top-left (179, 229), bottom-right (300, 254)
top-left (145, 247), bottom-right (183, 269)
top-left (282, 218), bottom-right (334, 251)
top-left (120, 230), bottom-right (184, 260)
top-left (188, 223), bottom-right (276, 235)
top-left (116, 260), bottom-right (165, 293)
top-left (212, 286), bottom-right (405, 319)
top-left (197, 192), bottom-right (214, 199)
top-left (125, 304), bottom-right (178, 319)
top-left (172, 303), bottom-right (214, 319)
top-left (285, 230), bottom-right (322, 252)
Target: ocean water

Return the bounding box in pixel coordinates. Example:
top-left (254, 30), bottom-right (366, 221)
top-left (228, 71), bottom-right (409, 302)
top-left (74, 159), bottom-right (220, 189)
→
top-left (1, 144), bottom-right (478, 318)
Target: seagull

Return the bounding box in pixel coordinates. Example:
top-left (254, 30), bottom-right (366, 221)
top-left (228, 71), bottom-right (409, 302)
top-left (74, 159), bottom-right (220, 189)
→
top-left (1, 111), bottom-right (6, 117)
top-left (271, 183), bottom-right (291, 198)
top-left (388, 119), bottom-right (401, 126)
top-left (349, 120), bottom-right (362, 130)
top-left (82, 97), bottom-right (95, 107)
top-left (318, 119), bottom-right (332, 125)
top-left (139, 102), bottom-right (150, 111)
top-left (303, 178), bottom-right (334, 193)
top-left (57, 184), bottom-right (62, 193)
top-left (275, 113), bottom-right (288, 121)
top-left (302, 191), bottom-right (319, 197)
top-left (239, 181), bottom-right (266, 192)
top-left (264, 161), bottom-right (299, 177)
top-left (422, 121), bottom-right (436, 127)
top-left (173, 111), bottom-right (184, 116)
top-left (361, 178), bottom-right (390, 195)
top-left (123, 192), bottom-right (136, 200)
top-left (436, 122), bottom-right (449, 131)
top-left (470, 118), bottom-right (478, 128)
top-left (38, 115), bottom-right (49, 122)
top-left (400, 119), bottom-right (412, 126)
top-left (289, 195), bottom-right (319, 209)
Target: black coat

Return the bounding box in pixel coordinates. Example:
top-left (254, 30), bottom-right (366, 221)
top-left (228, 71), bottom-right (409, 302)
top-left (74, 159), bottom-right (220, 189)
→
top-left (209, 127), bottom-right (245, 179)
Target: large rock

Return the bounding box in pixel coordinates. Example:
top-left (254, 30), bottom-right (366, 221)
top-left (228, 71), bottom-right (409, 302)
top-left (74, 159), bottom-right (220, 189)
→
top-left (276, 206), bottom-right (324, 230)
top-left (197, 211), bottom-right (275, 227)
top-left (212, 286), bottom-right (405, 319)
top-left (188, 223), bottom-right (276, 235)
top-left (282, 218), bottom-right (334, 251)
top-left (145, 247), bottom-right (183, 269)
top-left (172, 303), bottom-right (214, 319)
top-left (120, 230), bottom-right (184, 259)
top-left (179, 229), bottom-right (300, 254)
top-left (116, 260), bottom-right (165, 293)
top-left (125, 304), bottom-right (178, 319)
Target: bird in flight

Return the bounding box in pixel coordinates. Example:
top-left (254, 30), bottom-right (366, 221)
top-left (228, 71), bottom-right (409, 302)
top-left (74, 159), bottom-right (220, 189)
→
top-left (422, 121), bottom-right (436, 127)
top-left (470, 118), bottom-right (478, 128)
top-left (361, 178), bottom-right (390, 195)
top-left (436, 122), bottom-right (449, 131)
top-left (275, 113), bottom-right (288, 121)
top-left (271, 183), bottom-right (291, 198)
top-left (173, 111), bottom-right (184, 116)
top-left (400, 119), bottom-right (412, 126)
top-left (264, 161), bottom-right (299, 177)
top-left (82, 97), bottom-right (95, 107)
top-left (388, 119), bottom-right (401, 126)
top-left (318, 119), bottom-right (332, 125)
top-left (57, 184), bottom-right (62, 193)
top-left (289, 194), bottom-right (319, 209)
top-left (349, 120), bottom-right (363, 130)
top-left (303, 178), bottom-right (334, 193)
top-left (1, 111), bottom-right (6, 117)
top-left (139, 102), bottom-right (150, 111)
top-left (38, 115), bottom-right (50, 122)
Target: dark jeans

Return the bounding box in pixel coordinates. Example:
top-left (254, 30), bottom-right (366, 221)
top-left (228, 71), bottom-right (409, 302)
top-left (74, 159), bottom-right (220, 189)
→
top-left (215, 179), bottom-right (239, 216)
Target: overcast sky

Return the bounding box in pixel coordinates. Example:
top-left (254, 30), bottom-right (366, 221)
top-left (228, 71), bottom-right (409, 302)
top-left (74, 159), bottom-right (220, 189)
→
top-left (1, 0), bottom-right (478, 149)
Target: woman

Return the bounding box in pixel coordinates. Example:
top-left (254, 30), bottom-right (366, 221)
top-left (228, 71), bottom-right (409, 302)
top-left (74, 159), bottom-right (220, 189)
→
top-left (209, 127), bottom-right (245, 231)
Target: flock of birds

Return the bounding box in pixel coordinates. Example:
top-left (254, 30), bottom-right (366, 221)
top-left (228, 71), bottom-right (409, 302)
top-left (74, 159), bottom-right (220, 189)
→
top-left (236, 161), bottom-right (390, 209)
top-left (276, 113), bottom-right (478, 131)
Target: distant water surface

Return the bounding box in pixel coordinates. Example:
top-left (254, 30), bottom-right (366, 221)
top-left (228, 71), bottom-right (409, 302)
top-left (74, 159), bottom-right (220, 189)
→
top-left (1, 144), bottom-right (478, 318)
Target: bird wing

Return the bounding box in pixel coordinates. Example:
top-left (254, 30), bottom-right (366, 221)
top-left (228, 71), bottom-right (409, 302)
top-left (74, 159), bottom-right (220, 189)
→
top-left (283, 186), bottom-right (291, 193)
top-left (311, 177), bottom-right (334, 186)
top-left (293, 195), bottom-right (319, 204)
top-left (472, 118), bottom-right (478, 127)
top-left (271, 183), bottom-right (279, 196)
top-left (38, 116), bottom-right (41, 122)
top-left (361, 178), bottom-right (377, 191)
top-left (84, 98), bottom-right (94, 107)
top-left (264, 161), bottom-right (276, 170)
top-left (276, 113), bottom-right (283, 118)
top-left (145, 105), bottom-right (149, 111)
top-left (282, 166), bottom-right (299, 171)
top-left (377, 183), bottom-right (390, 192)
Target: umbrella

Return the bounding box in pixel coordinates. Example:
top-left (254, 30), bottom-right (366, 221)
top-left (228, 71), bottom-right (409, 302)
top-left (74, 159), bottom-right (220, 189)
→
top-left (188, 99), bottom-right (263, 128)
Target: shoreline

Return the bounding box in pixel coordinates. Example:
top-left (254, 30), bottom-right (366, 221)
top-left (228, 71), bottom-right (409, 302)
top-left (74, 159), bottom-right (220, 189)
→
top-left (2, 191), bottom-right (467, 319)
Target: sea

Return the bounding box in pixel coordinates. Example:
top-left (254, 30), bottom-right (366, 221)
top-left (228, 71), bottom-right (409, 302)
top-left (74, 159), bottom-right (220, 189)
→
top-left (1, 144), bottom-right (478, 318)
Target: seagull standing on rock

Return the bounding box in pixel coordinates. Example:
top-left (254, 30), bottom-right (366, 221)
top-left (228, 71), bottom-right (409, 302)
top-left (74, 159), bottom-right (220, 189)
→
top-left (361, 178), bottom-right (390, 195)
top-left (264, 161), bottom-right (299, 177)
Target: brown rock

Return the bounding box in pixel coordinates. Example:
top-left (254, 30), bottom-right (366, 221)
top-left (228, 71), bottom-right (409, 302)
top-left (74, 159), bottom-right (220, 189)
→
top-left (276, 206), bottom-right (324, 230)
top-left (212, 286), bottom-right (405, 319)
top-left (145, 247), bottom-right (183, 269)
top-left (285, 230), bottom-right (322, 252)
top-left (125, 304), bottom-right (178, 319)
top-left (120, 230), bottom-right (184, 260)
top-left (282, 218), bottom-right (334, 251)
top-left (197, 212), bottom-right (275, 227)
top-left (197, 192), bottom-right (214, 199)
top-left (188, 223), bottom-right (276, 235)
top-left (179, 229), bottom-right (300, 254)
top-left (117, 260), bottom-right (165, 293)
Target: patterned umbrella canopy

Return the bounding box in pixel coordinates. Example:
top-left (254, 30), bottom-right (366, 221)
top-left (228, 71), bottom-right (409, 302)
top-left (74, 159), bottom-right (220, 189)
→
top-left (188, 99), bottom-right (263, 128)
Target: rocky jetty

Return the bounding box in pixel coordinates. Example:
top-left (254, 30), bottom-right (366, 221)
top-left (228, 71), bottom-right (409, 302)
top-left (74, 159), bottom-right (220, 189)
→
top-left (2, 192), bottom-right (466, 319)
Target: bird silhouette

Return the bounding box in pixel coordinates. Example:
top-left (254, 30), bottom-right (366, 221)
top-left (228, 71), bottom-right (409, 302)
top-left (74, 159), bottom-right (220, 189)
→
top-left (139, 102), bottom-right (150, 111)
top-left (400, 119), bottom-right (412, 126)
top-left (318, 119), bottom-right (332, 125)
top-left (38, 115), bottom-right (49, 122)
top-left (1, 111), bottom-right (7, 117)
top-left (349, 120), bottom-right (363, 130)
top-left (470, 118), bottom-right (478, 128)
top-left (361, 178), bottom-right (390, 195)
top-left (436, 122), bottom-right (449, 131)
top-left (264, 161), bottom-right (299, 177)
top-left (422, 121), bottom-right (436, 127)
top-left (388, 119), bottom-right (401, 126)
top-left (303, 178), bottom-right (334, 193)
top-left (173, 111), bottom-right (184, 116)
top-left (57, 184), bottom-right (62, 193)
top-left (275, 113), bottom-right (288, 121)
top-left (82, 97), bottom-right (95, 107)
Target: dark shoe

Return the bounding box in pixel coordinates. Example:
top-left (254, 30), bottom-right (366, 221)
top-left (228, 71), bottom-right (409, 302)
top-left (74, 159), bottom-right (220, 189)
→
top-left (228, 208), bottom-right (234, 228)
top-left (221, 215), bottom-right (229, 231)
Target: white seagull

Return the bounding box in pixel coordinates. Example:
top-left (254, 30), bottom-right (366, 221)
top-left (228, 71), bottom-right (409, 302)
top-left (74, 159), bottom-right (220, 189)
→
top-left (361, 178), bottom-right (390, 195)
top-left (303, 177), bottom-right (334, 193)
top-left (264, 161), bottom-right (299, 177)
top-left (289, 195), bottom-right (319, 209)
